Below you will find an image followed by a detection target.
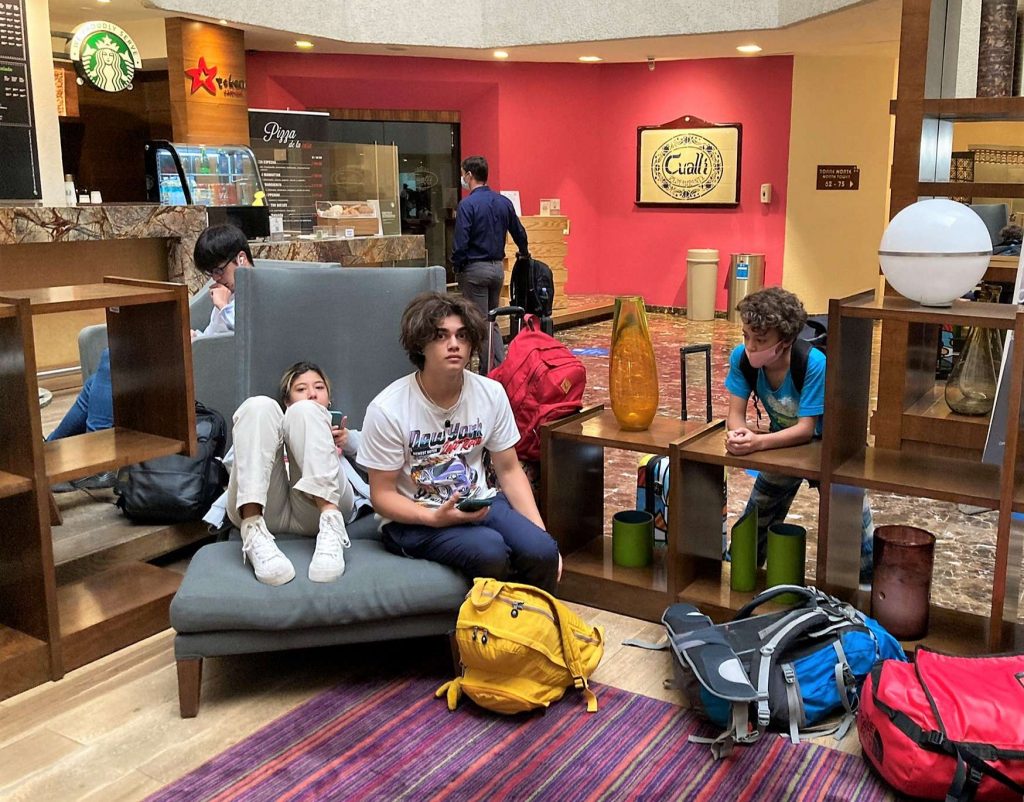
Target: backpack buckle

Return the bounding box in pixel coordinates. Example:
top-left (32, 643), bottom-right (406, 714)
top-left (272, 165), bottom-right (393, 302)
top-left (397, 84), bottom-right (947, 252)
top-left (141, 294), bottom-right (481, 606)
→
top-left (924, 730), bottom-right (946, 749)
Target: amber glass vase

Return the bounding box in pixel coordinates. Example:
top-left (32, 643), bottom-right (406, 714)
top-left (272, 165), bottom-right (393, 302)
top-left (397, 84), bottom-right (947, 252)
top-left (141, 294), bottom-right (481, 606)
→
top-left (945, 284), bottom-right (1004, 416)
top-left (609, 296), bottom-right (659, 431)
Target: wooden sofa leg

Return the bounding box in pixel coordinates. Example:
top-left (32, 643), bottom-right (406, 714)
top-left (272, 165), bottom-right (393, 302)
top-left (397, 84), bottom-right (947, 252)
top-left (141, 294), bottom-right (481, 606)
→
top-left (177, 657), bottom-right (203, 718)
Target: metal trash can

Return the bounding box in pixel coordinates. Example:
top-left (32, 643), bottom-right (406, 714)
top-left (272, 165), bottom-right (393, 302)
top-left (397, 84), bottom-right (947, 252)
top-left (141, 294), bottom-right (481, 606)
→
top-left (726, 253), bottom-right (766, 324)
top-left (686, 248), bottom-right (719, 321)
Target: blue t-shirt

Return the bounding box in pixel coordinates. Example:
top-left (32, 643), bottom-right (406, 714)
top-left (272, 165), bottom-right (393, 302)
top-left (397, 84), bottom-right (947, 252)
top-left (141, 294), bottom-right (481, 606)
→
top-left (725, 343), bottom-right (825, 436)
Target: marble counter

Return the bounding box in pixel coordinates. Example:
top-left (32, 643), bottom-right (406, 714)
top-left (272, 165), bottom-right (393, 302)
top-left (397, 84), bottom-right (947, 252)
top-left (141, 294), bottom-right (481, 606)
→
top-left (0, 205), bottom-right (208, 286)
top-left (251, 234), bottom-right (425, 266)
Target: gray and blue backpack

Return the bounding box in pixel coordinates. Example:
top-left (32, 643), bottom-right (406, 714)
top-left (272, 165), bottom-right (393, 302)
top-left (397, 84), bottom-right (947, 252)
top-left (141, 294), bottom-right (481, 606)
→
top-left (631, 586), bottom-right (906, 758)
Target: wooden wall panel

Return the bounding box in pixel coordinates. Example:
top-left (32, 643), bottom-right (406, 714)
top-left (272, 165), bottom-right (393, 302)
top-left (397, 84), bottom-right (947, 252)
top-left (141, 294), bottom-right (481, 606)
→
top-left (166, 18), bottom-right (248, 145)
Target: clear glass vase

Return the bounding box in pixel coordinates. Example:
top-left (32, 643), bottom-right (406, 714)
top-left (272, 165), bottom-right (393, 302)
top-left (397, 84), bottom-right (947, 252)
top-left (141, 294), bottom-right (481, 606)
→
top-left (609, 296), bottom-right (659, 431)
top-left (944, 284), bottom-right (1004, 416)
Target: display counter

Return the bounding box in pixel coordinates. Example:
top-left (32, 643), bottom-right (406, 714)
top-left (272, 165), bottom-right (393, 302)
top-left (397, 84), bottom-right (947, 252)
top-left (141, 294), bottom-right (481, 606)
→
top-left (250, 234), bottom-right (425, 266)
top-left (0, 204), bottom-right (207, 374)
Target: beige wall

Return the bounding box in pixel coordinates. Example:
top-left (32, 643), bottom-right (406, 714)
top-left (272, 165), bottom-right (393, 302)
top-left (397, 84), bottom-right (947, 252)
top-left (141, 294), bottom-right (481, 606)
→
top-left (782, 54), bottom-right (895, 312)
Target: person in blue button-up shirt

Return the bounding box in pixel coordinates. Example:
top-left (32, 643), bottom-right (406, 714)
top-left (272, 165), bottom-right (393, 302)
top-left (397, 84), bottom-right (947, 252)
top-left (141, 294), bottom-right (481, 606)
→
top-left (451, 156), bottom-right (529, 369)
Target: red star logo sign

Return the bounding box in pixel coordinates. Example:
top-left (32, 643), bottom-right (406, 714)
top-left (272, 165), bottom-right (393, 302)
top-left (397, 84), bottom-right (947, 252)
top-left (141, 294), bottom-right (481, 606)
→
top-left (185, 56), bottom-right (218, 96)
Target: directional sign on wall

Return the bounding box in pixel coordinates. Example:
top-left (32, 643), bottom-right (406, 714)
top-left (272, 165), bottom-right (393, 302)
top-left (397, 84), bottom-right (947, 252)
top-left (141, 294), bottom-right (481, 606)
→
top-left (816, 165), bottom-right (860, 191)
top-left (0, 0), bottom-right (42, 201)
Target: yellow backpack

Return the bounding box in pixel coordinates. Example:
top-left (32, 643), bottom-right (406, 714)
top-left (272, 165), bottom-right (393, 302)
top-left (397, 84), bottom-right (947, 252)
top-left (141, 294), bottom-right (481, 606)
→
top-left (436, 578), bottom-right (605, 714)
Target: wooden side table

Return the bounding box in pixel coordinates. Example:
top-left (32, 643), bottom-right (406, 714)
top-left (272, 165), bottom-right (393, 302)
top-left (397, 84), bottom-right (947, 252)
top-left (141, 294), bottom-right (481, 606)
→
top-left (540, 406), bottom-right (717, 621)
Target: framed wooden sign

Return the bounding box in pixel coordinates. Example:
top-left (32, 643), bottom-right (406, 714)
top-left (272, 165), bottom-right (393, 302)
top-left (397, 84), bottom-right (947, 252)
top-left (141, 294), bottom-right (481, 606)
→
top-left (636, 114), bottom-right (742, 207)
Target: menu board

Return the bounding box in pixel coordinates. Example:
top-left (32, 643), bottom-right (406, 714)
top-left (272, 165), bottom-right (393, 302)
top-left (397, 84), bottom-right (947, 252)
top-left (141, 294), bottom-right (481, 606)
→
top-left (0, 0), bottom-right (41, 201)
top-left (248, 109), bottom-right (329, 233)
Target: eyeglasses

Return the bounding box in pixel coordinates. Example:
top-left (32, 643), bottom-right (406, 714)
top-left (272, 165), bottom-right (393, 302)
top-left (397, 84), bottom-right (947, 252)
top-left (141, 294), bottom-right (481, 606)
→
top-left (208, 258), bottom-right (234, 279)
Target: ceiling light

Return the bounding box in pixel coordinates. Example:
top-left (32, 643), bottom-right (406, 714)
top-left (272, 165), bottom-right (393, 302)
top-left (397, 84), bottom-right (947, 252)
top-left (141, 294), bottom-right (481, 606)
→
top-left (97, 0), bottom-right (111, 4)
top-left (736, 44), bottom-right (762, 54)
top-left (218, 19), bottom-right (228, 25)
top-left (578, 55), bottom-right (602, 63)
top-left (493, 50), bottom-right (509, 59)
top-left (295, 40), bottom-right (315, 50)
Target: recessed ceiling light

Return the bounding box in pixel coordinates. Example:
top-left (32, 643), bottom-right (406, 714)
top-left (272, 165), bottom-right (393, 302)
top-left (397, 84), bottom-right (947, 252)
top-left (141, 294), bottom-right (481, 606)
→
top-left (295, 40), bottom-right (315, 49)
top-left (578, 55), bottom-right (602, 63)
top-left (97, 0), bottom-right (111, 4)
top-left (218, 19), bottom-right (228, 25)
top-left (493, 50), bottom-right (509, 59)
top-left (736, 44), bottom-right (762, 54)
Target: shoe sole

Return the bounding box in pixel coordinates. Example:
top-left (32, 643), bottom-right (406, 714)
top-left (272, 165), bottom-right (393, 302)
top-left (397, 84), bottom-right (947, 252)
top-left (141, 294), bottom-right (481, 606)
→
top-left (257, 565), bottom-right (296, 586)
top-left (308, 563), bottom-right (345, 583)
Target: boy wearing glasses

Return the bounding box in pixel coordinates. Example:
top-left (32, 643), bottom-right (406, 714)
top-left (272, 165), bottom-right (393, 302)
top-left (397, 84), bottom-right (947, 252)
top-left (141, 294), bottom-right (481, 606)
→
top-left (191, 223), bottom-right (254, 338)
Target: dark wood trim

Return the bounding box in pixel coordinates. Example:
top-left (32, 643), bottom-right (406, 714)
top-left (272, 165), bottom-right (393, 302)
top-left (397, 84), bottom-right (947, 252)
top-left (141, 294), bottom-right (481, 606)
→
top-left (315, 108), bottom-right (460, 123)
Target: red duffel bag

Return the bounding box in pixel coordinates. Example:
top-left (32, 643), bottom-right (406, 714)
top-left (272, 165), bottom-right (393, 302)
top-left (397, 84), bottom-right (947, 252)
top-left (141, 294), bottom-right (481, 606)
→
top-left (858, 647), bottom-right (1024, 801)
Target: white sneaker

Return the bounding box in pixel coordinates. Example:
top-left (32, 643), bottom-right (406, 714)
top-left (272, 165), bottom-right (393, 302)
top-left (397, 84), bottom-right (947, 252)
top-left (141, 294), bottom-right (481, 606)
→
top-left (308, 510), bottom-right (350, 583)
top-left (241, 517), bottom-right (296, 586)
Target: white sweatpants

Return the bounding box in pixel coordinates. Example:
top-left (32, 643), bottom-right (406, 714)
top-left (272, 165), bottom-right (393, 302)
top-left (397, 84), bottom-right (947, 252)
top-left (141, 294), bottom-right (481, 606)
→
top-left (226, 397), bottom-right (354, 535)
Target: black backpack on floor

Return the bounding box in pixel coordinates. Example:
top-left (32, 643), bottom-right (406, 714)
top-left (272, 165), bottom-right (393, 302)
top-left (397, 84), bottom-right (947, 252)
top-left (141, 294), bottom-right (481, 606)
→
top-left (510, 253), bottom-right (555, 335)
top-left (116, 401), bottom-right (228, 523)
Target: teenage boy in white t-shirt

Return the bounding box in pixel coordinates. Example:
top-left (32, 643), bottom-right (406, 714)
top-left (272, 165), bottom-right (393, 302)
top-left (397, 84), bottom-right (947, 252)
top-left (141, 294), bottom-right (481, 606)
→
top-left (358, 292), bottom-right (561, 592)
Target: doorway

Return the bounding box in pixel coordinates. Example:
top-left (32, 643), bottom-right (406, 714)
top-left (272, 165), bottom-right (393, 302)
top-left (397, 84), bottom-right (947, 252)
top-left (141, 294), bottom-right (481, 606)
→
top-left (328, 117), bottom-right (461, 280)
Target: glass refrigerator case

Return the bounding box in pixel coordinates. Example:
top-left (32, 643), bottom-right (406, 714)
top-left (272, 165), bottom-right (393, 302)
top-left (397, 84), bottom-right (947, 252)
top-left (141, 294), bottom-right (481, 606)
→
top-left (144, 140), bottom-right (270, 237)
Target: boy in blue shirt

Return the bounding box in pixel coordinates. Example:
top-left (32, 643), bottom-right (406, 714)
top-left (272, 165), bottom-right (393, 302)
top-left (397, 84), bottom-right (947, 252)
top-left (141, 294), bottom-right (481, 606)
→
top-left (725, 287), bottom-right (872, 583)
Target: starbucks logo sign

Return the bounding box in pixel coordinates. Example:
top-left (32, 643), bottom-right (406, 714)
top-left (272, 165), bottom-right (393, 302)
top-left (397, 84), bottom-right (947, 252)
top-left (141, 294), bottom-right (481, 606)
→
top-left (650, 132), bottom-right (724, 201)
top-left (69, 21), bottom-right (142, 93)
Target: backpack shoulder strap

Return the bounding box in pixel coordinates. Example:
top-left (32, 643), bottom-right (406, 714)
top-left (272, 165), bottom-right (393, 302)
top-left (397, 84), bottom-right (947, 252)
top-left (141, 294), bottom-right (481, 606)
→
top-left (738, 349), bottom-right (757, 394)
top-left (790, 337), bottom-right (812, 394)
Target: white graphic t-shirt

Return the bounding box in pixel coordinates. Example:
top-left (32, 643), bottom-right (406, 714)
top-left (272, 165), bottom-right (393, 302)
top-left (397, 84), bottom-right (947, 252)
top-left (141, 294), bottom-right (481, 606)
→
top-left (357, 371), bottom-right (520, 524)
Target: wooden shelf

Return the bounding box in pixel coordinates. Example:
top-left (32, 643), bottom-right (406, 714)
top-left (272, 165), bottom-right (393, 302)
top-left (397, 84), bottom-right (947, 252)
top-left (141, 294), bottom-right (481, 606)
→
top-left (57, 561), bottom-right (182, 672)
top-left (832, 447), bottom-right (1001, 506)
top-left (986, 256), bottom-right (1020, 284)
top-left (890, 96), bottom-right (1024, 120)
top-left (0, 625), bottom-right (51, 702)
top-left (0, 470), bottom-right (33, 500)
top-left (44, 427), bottom-right (188, 483)
top-left (680, 427), bottom-right (822, 480)
top-left (918, 182), bottom-right (1024, 199)
top-left (0, 282), bottom-right (178, 315)
top-left (901, 388), bottom-right (991, 451)
top-left (562, 536), bottom-right (668, 593)
top-left (547, 408), bottom-right (713, 454)
top-left (841, 294), bottom-right (1018, 328)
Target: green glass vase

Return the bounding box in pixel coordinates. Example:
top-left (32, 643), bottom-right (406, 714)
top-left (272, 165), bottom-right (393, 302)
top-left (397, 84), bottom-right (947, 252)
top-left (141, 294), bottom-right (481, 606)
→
top-left (609, 296), bottom-right (659, 431)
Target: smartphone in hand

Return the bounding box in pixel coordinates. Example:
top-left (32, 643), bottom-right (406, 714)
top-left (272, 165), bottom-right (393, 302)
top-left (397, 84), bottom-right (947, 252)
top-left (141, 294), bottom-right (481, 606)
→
top-left (457, 495), bottom-right (496, 512)
top-left (329, 410), bottom-right (344, 428)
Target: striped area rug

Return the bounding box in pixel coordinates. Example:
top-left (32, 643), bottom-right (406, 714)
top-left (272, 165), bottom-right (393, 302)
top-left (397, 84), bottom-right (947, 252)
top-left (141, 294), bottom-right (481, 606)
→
top-left (149, 672), bottom-right (891, 801)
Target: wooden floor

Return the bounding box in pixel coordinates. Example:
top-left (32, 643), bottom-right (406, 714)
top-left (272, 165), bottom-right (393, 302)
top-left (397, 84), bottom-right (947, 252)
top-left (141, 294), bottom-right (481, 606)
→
top-left (0, 599), bottom-right (866, 801)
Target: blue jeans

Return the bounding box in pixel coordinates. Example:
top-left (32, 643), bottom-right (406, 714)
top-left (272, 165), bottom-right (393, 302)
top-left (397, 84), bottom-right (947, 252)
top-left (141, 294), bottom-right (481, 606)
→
top-left (382, 493), bottom-right (560, 592)
top-left (47, 349), bottom-right (114, 441)
top-left (742, 471), bottom-right (873, 575)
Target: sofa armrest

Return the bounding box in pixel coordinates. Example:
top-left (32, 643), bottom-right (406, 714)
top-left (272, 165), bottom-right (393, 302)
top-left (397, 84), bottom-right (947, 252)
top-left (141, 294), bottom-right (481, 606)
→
top-left (77, 324), bottom-right (110, 381)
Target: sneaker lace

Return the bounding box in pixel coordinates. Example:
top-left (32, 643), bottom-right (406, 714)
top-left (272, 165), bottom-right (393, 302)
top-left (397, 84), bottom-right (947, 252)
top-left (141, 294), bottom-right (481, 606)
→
top-left (316, 517), bottom-right (350, 558)
top-left (243, 526), bottom-right (280, 564)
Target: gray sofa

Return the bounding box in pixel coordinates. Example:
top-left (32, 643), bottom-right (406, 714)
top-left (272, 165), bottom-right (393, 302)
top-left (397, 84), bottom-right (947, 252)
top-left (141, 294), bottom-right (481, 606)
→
top-left (168, 265), bottom-right (471, 717)
top-left (77, 260), bottom-right (340, 448)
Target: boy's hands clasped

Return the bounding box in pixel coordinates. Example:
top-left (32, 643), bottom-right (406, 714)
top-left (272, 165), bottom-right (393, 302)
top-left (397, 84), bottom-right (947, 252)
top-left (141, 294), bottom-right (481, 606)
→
top-left (726, 426), bottom-right (763, 456)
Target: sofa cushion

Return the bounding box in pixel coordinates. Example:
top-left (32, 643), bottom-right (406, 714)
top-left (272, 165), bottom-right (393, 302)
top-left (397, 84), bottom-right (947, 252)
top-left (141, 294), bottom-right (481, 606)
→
top-left (171, 538), bottom-right (469, 633)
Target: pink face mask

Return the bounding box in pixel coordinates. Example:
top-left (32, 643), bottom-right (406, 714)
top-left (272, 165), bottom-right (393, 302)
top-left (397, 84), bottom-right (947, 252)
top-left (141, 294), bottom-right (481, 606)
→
top-left (745, 340), bottom-right (788, 369)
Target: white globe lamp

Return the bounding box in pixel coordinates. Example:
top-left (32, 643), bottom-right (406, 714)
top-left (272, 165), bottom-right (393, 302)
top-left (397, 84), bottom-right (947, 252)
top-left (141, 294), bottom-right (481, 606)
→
top-left (878, 199), bottom-right (993, 307)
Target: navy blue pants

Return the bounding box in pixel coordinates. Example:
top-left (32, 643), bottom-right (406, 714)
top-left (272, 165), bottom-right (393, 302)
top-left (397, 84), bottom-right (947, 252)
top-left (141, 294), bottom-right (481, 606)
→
top-left (382, 493), bottom-right (559, 593)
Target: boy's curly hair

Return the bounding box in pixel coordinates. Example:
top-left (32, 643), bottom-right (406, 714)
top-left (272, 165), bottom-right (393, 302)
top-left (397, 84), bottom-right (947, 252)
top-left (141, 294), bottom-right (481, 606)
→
top-left (736, 287), bottom-right (807, 342)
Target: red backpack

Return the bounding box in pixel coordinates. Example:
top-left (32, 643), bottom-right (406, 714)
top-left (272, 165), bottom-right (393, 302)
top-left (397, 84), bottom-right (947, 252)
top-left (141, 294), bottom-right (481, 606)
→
top-left (488, 315), bottom-right (586, 461)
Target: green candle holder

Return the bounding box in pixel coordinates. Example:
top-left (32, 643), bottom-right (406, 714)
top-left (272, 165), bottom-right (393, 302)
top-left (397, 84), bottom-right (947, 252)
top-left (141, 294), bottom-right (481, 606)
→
top-left (729, 507), bottom-right (758, 593)
top-left (612, 510), bottom-right (654, 568)
top-left (765, 523), bottom-right (806, 604)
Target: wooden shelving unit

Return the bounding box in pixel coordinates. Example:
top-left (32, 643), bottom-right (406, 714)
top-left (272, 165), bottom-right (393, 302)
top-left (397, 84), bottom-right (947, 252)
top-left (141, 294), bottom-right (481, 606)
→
top-left (820, 290), bottom-right (1024, 651)
top-left (876, 0), bottom-right (1024, 455)
top-left (541, 406), bottom-right (717, 621)
top-left (0, 279), bottom-right (196, 700)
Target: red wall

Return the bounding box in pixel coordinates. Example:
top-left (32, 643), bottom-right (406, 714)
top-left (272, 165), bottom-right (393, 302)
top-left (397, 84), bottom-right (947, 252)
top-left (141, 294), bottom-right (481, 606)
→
top-left (247, 52), bottom-right (793, 309)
